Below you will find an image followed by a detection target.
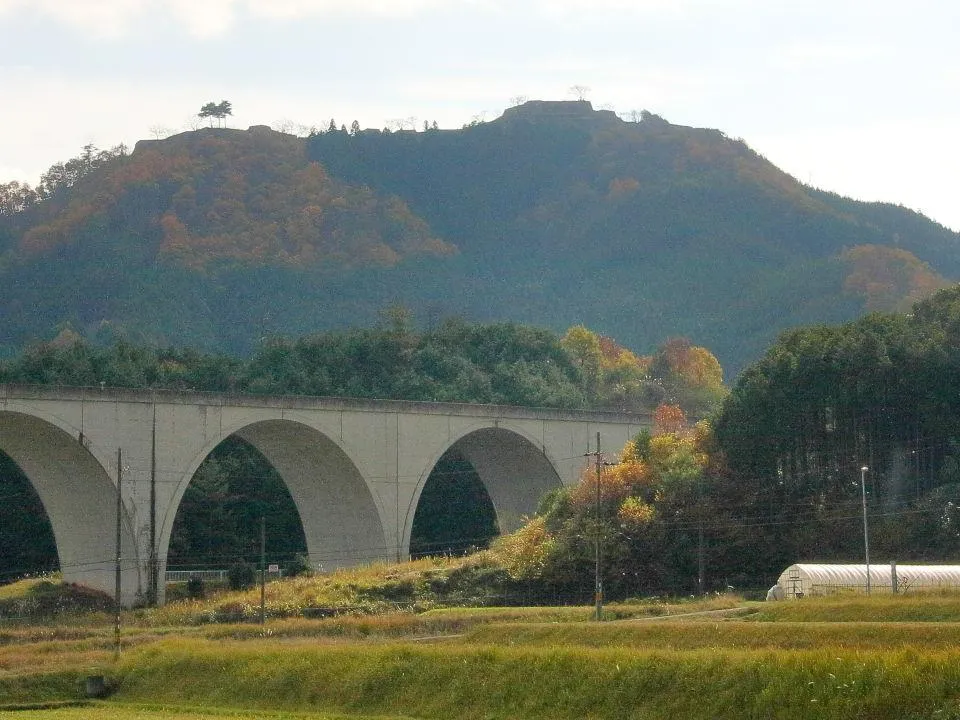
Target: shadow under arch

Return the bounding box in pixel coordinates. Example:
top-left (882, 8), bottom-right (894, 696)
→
top-left (159, 419), bottom-right (389, 579)
top-left (409, 448), bottom-right (498, 557)
top-left (0, 411), bottom-right (140, 601)
top-left (166, 435), bottom-right (308, 571)
top-left (0, 449), bottom-right (57, 578)
top-left (405, 426), bottom-right (563, 556)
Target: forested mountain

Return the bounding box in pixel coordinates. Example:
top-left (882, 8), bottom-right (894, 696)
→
top-left (1, 101), bottom-right (956, 374)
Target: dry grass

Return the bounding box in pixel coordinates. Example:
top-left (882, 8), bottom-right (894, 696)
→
top-left (0, 579), bottom-right (49, 602)
top-left (465, 618), bottom-right (960, 650)
top-left (141, 557), bottom-right (466, 627)
top-left (7, 571), bottom-right (960, 718)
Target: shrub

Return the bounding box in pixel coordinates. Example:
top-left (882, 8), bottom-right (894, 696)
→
top-left (187, 575), bottom-right (205, 599)
top-left (227, 562), bottom-right (256, 591)
top-left (284, 553), bottom-right (313, 578)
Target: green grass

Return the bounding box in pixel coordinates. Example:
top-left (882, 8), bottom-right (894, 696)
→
top-left (106, 638), bottom-right (960, 720)
top-left (465, 619), bottom-right (960, 650)
top-left (0, 703), bottom-right (411, 719)
top-left (418, 593), bottom-right (744, 623)
top-left (749, 591), bottom-right (960, 622)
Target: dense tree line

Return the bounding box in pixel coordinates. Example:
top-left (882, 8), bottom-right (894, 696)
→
top-left (0, 318), bottom-right (722, 412)
top-left (704, 285), bottom-right (960, 585)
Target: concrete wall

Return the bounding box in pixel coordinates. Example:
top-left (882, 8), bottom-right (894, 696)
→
top-left (0, 385), bottom-right (647, 605)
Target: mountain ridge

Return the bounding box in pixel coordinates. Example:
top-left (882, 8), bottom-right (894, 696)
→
top-left (0, 100), bottom-right (956, 374)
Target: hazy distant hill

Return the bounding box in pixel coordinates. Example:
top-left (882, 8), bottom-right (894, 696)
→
top-left (0, 101), bottom-right (955, 374)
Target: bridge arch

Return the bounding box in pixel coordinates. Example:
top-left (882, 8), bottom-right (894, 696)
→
top-left (160, 418), bottom-right (389, 578)
top-left (0, 410), bottom-right (140, 600)
top-left (404, 424), bottom-right (563, 555)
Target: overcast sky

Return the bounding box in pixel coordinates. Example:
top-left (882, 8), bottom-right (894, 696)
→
top-left (1, 0), bottom-right (958, 230)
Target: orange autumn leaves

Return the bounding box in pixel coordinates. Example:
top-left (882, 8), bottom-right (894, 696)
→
top-left (18, 129), bottom-right (457, 270)
top-left (842, 244), bottom-right (950, 312)
top-left (491, 407), bottom-right (713, 580)
top-left (570, 407), bottom-right (710, 530)
top-left (560, 325), bottom-right (725, 414)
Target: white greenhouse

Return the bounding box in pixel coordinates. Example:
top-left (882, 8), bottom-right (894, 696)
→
top-left (774, 563), bottom-right (960, 598)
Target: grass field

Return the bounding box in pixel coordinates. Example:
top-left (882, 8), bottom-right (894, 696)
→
top-left (5, 564), bottom-right (960, 719)
top-left (0, 704), bottom-right (409, 719)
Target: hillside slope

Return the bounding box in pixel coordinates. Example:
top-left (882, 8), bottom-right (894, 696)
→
top-left (1, 101), bottom-right (956, 373)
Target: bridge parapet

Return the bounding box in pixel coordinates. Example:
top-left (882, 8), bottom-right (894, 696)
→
top-left (0, 383), bottom-right (649, 423)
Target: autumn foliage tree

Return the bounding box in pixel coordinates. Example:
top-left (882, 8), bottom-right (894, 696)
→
top-left (489, 420), bottom-right (714, 598)
top-left (842, 244), bottom-right (950, 312)
top-left (560, 325), bottom-right (724, 416)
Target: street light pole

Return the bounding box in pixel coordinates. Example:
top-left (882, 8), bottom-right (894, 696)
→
top-left (860, 465), bottom-right (870, 595)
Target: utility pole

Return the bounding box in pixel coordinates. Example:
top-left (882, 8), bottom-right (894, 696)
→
top-left (114, 447), bottom-right (122, 657)
top-left (149, 401), bottom-right (157, 606)
top-left (697, 474), bottom-right (704, 594)
top-left (259, 515), bottom-right (266, 628)
top-left (697, 524), bottom-right (705, 595)
top-left (592, 432), bottom-right (603, 621)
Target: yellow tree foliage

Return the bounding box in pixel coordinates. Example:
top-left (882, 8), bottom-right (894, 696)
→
top-left (607, 451), bottom-right (655, 493)
top-left (656, 338), bottom-right (723, 391)
top-left (681, 346), bottom-right (724, 389)
top-left (494, 419), bottom-right (715, 571)
top-left (569, 461), bottom-right (633, 509)
top-left (560, 325), bottom-right (603, 395)
top-left (598, 335), bottom-right (649, 380)
top-left (648, 433), bottom-right (704, 476)
top-left (560, 327), bottom-right (725, 414)
top-left (490, 515), bottom-right (554, 580)
top-left (617, 496), bottom-right (655, 530)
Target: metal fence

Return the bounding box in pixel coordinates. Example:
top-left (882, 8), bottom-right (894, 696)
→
top-left (165, 568), bottom-right (286, 583)
top-left (164, 569), bottom-right (230, 583)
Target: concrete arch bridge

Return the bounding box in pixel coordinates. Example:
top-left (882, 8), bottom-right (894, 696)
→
top-left (0, 384), bottom-right (648, 604)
